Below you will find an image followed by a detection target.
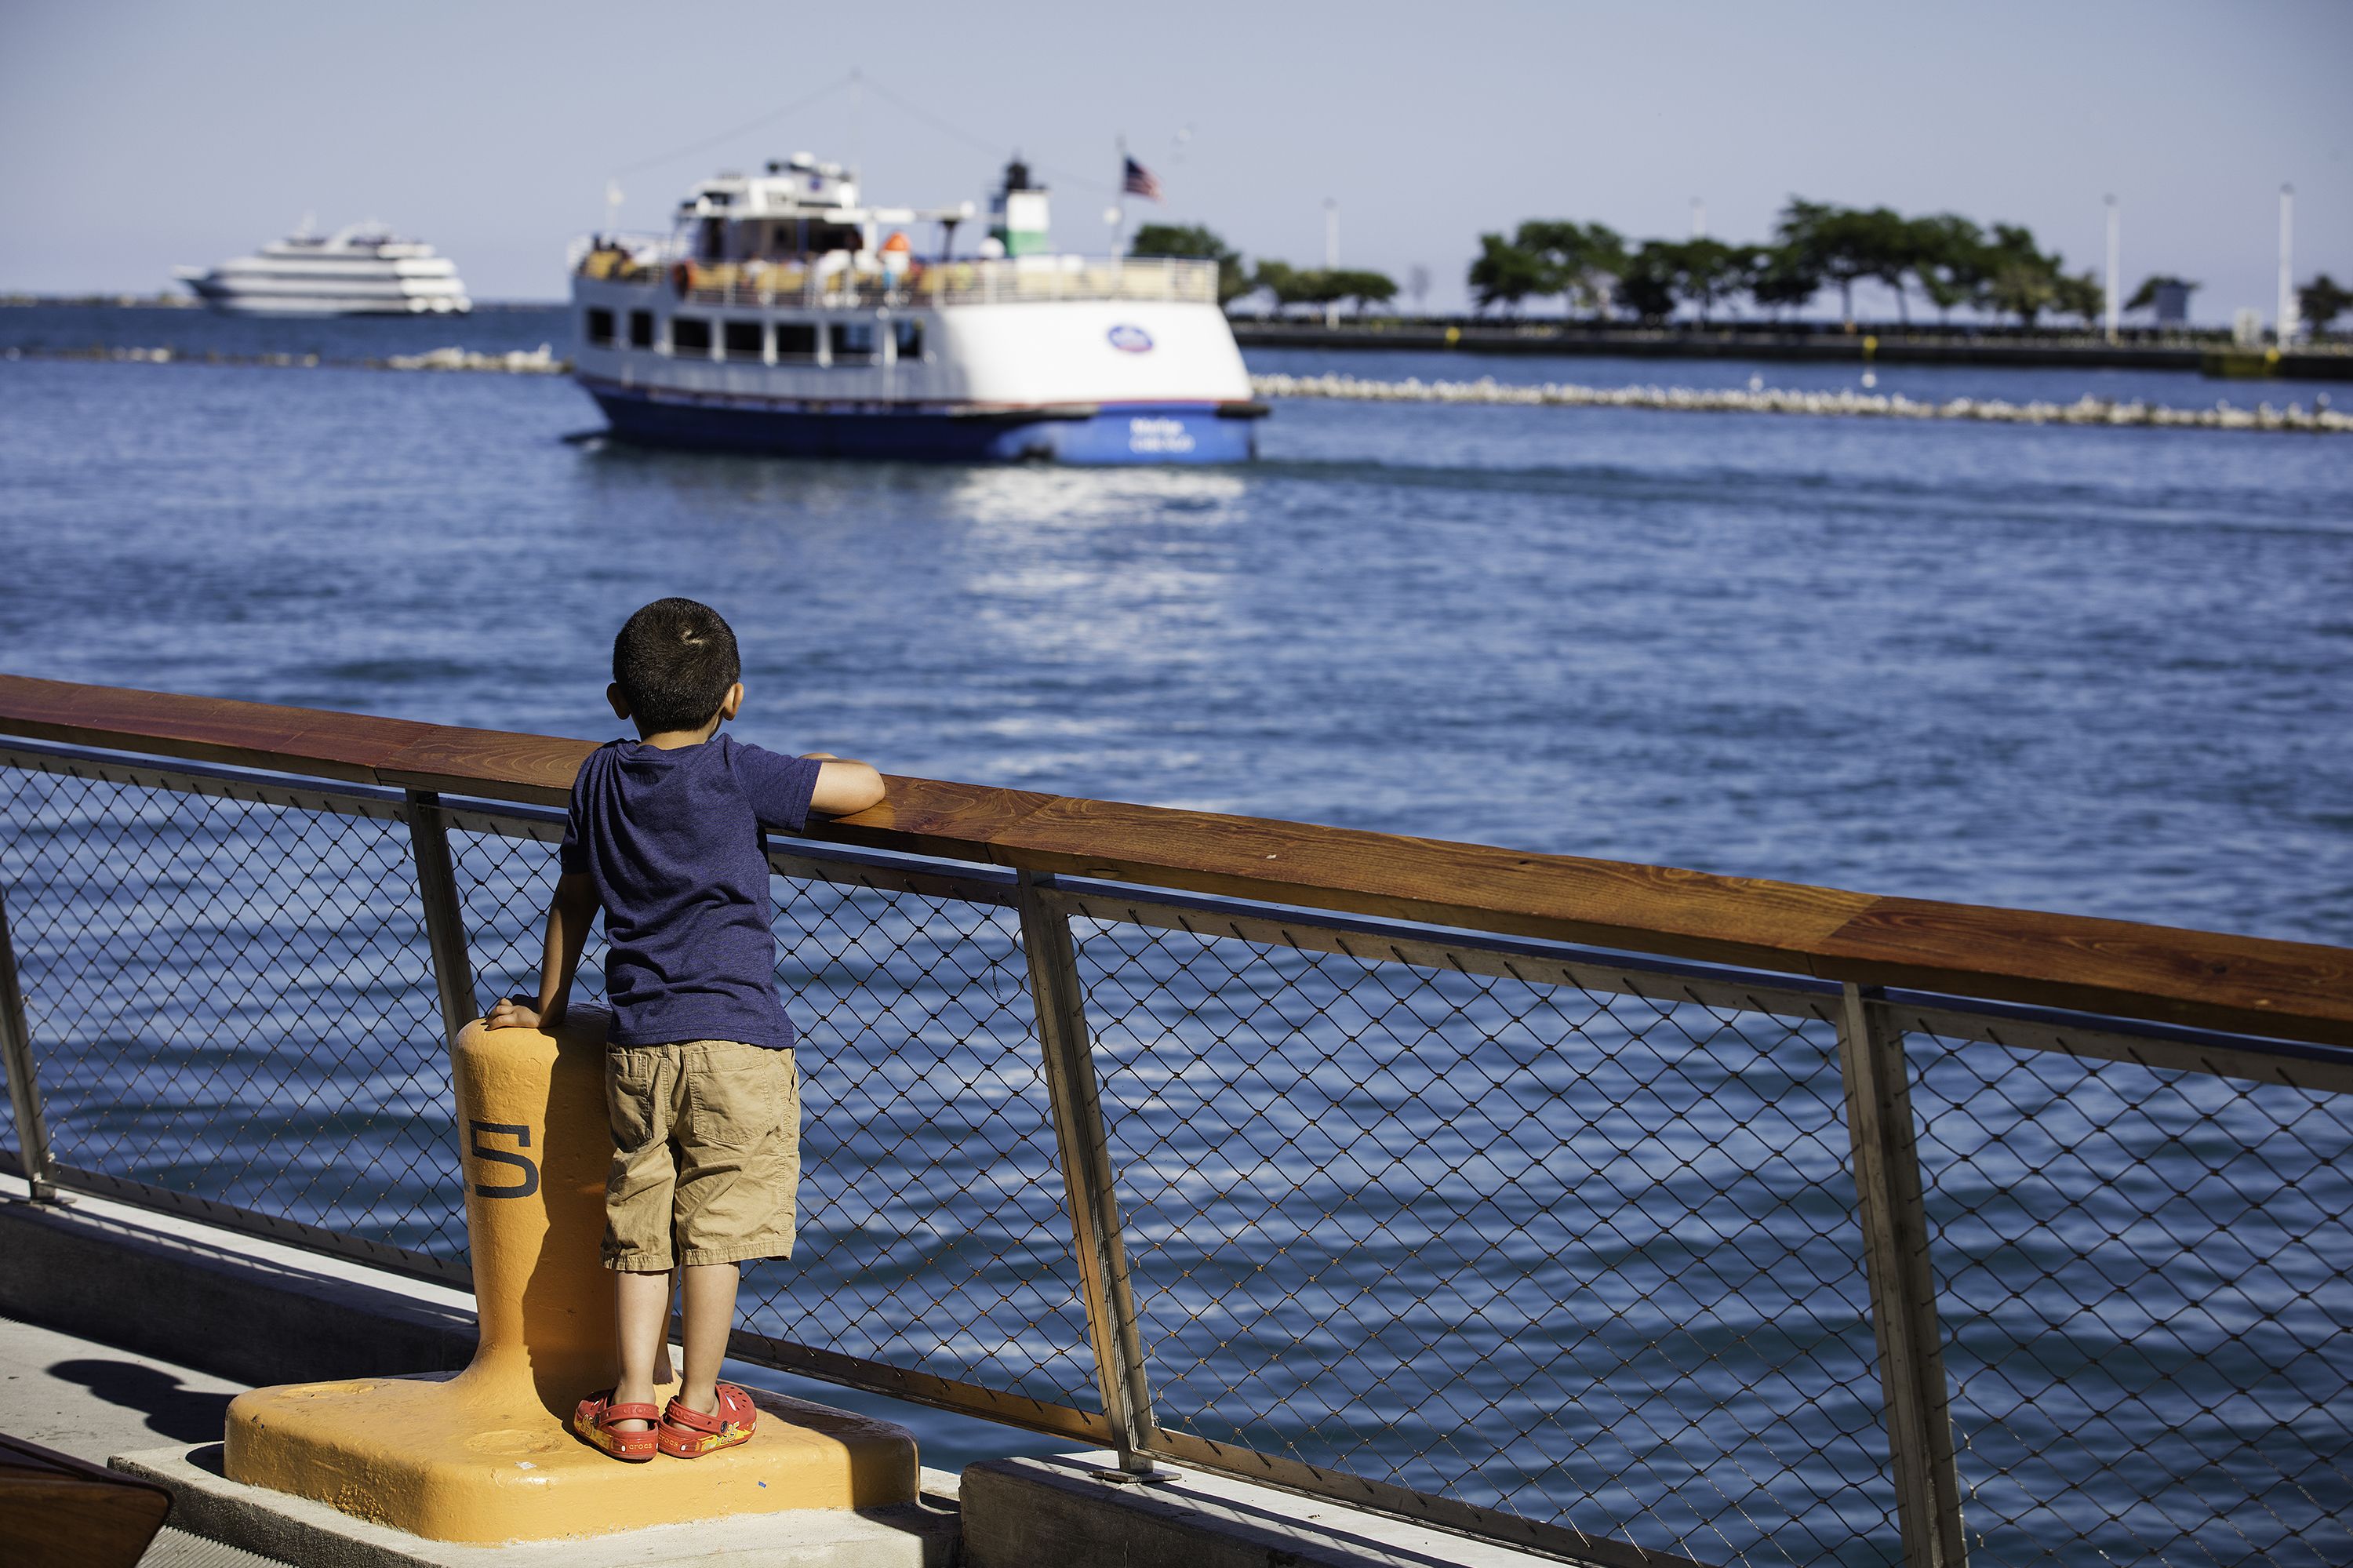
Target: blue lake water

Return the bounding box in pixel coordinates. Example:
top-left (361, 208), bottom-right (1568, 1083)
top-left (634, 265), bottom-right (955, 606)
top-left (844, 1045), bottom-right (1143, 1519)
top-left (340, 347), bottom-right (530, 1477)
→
top-left (2, 305), bottom-right (2349, 1566)
top-left (5, 306), bottom-right (2348, 943)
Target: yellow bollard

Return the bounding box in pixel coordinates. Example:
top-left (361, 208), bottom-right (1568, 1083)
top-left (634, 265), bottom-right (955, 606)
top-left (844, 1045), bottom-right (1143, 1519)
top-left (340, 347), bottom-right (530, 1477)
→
top-left (223, 1014), bottom-right (916, 1544)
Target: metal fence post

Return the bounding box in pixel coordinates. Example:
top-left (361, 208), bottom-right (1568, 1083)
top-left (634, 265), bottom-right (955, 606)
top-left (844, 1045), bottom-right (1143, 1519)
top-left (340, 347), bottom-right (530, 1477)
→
top-left (406, 791), bottom-right (478, 1043)
top-left (1016, 871), bottom-right (1158, 1474)
top-left (0, 879), bottom-right (61, 1201)
top-left (1839, 982), bottom-right (1966, 1568)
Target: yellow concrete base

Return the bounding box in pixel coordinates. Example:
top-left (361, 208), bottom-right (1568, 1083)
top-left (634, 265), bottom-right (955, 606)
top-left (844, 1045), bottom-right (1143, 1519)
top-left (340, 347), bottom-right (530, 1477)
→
top-left (225, 1371), bottom-right (917, 1544)
top-left (219, 1014), bottom-right (917, 1544)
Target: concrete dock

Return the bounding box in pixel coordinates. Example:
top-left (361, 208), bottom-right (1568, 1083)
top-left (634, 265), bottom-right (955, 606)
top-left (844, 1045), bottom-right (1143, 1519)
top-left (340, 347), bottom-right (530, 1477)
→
top-left (1, 1309), bottom-right (285, 1566)
top-left (1, 1174), bottom-right (1576, 1567)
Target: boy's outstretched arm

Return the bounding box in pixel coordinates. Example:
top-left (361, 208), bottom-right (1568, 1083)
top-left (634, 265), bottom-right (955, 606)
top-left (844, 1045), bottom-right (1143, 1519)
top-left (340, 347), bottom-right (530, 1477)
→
top-left (486, 872), bottom-right (598, 1031)
top-left (802, 753), bottom-right (886, 817)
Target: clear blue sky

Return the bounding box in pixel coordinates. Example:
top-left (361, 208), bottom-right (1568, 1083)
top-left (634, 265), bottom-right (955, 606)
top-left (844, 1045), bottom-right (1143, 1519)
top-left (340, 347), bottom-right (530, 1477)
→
top-left (4, 0), bottom-right (2345, 321)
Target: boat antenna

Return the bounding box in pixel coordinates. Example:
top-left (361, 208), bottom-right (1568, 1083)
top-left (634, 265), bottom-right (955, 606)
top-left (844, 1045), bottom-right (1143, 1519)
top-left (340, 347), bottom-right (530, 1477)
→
top-left (609, 74), bottom-right (856, 177)
top-left (849, 66), bottom-right (863, 186)
top-left (853, 75), bottom-right (1122, 196)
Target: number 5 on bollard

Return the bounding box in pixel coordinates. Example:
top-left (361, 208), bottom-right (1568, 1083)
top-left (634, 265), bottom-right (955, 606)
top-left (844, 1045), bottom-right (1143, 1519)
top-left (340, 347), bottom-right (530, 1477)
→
top-left (469, 1121), bottom-right (540, 1199)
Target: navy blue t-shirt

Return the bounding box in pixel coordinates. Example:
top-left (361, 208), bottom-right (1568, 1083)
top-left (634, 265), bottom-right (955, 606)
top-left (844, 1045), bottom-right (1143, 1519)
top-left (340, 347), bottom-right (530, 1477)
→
top-left (558, 735), bottom-right (822, 1050)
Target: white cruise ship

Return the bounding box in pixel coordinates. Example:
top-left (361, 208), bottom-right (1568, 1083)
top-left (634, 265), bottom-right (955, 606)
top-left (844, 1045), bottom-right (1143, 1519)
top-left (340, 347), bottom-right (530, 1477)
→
top-left (567, 154), bottom-right (1261, 464)
top-left (176, 223), bottom-right (471, 316)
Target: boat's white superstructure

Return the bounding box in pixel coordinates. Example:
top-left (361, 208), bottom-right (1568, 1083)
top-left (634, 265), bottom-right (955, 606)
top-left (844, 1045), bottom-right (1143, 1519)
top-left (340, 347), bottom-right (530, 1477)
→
top-left (567, 155), bottom-right (1261, 464)
top-left (176, 224), bottom-right (471, 316)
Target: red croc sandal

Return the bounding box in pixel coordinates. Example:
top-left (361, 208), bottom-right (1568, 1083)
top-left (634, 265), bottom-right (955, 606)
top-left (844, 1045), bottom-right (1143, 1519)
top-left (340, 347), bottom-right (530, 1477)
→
top-left (573, 1390), bottom-right (660, 1462)
top-left (656, 1382), bottom-right (758, 1458)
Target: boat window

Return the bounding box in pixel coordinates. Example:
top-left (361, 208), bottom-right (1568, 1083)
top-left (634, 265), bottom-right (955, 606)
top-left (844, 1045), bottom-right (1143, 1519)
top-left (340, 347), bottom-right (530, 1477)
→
top-left (670, 316), bottom-right (713, 355)
top-left (584, 307), bottom-right (615, 347)
top-left (773, 322), bottom-right (818, 362)
top-left (721, 321), bottom-right (762, 360)
top-left (809, 222), bottom-right (861, 255)
top-left (628, 310), bottom-right (654, 348)
top-left (893, 319), bottom-right (923, 362)
top-left (828, 321), bottom-right (877, 363)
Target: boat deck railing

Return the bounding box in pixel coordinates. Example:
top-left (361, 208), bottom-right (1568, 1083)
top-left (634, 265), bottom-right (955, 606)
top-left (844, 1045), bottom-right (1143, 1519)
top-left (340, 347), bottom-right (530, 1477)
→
top-left (1, 676), bottom-right (2347, 1568)
top-left (576, 241), bottom-right (1220, 309)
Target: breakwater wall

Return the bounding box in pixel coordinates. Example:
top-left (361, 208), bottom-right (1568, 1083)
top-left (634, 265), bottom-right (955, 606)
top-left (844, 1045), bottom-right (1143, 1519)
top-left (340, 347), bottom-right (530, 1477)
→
top-left (1231, 319), bottom-right (2353, 380)
top-left (14, 342), bottom-right (2348, 433)
top-left (1249, 370), bottom-right (2352, 433)
top-left (0, 342), bottom-right (566, 373)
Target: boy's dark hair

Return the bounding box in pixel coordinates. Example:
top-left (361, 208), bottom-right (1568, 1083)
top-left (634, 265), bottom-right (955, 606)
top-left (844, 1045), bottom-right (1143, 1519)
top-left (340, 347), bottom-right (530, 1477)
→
top-left (613, 598), bottom-right (741, 733)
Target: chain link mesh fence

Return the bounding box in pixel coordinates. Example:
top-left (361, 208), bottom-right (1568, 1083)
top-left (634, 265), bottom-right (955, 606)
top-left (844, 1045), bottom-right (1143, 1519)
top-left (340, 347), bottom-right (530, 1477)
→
top-left (0, 971), bottom-right (16, 1170)
top-left (0, 762), bottom-right (460, 1257)
top-left (759, 875), bottom-right (1094, 1412)
top-left (1906, 1026), bottom-right (2353, 1568)
top-left (2, 749), bottom-right (2348, 1567)
top-left (447, 821), bottom-right (1099, 1419)
top-left (1067, 908), bottom-right (1897, 1568)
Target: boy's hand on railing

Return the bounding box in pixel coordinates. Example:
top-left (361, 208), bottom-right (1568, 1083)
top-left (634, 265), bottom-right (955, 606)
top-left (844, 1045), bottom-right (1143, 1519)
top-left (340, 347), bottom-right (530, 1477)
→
top-left (486, 996), bottom-right (561, 1032)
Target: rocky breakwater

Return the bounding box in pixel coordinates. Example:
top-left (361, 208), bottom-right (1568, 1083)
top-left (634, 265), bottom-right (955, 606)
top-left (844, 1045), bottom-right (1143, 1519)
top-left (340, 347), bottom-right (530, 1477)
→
top-left (1251, 371), bottom-right (2352, 434)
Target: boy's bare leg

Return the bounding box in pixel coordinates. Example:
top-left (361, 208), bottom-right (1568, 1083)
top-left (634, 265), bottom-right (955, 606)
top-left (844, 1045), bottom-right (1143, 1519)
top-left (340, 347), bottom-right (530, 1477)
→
top-left (652, 1267), bottom-right (679, 1384)
top-left (612, 1268), bottom-right (672, 1432)
top-left (676, 1261), bottom-right (741, 1417)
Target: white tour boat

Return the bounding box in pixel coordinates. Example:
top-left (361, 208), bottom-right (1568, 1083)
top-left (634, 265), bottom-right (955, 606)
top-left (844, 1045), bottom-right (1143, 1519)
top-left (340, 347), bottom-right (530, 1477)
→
top-left (568, 155), bottom-right (1262, 464)
top-left (176, 224), bottom-right (471, 316)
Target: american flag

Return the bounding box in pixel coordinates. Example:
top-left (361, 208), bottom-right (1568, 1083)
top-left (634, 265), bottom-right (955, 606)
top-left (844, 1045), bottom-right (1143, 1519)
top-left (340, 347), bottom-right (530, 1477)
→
top-left (1121, 156), bottom-right (1164, 203)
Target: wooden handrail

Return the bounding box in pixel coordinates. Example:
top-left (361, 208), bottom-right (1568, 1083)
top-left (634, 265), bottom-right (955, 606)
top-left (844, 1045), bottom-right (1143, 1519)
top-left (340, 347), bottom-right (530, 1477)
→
top-left (2, 673), bottom-right (2347, 1047)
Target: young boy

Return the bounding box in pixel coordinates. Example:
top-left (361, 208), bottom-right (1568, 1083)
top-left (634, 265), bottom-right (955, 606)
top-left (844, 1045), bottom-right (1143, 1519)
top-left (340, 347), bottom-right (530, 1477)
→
top-left (487, 598), bottom-right (885, 1462)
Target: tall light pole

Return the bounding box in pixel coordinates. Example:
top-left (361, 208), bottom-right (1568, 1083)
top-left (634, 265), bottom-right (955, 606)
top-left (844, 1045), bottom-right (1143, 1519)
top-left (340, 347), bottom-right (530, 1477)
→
top-left (2104, 195), bottom-right (2120, 344)
top-left (2278, 184), bottom-right (2297, 344)
top-left (1323, 198), bottom-right (1340, 328)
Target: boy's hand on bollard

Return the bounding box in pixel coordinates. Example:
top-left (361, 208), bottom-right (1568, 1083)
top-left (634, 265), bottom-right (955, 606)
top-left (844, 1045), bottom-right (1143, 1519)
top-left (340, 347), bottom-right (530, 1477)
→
top-left (487, 996), bottom-right (560, 1031)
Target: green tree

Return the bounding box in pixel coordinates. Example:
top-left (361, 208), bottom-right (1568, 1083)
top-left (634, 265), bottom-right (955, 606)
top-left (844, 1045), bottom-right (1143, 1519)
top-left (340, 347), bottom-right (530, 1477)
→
top-left (1982, 224), bottom-right (2062, 327)
top-left (1852, 207), bottom-right (1920, 324)
top-left (1252, 259), bottom-right (1316, 313)
top-left (2052, 270), bottom-right (2104, 327)
top-left (1245, 263), bottom-right (1396, 317)
top-left (2124, 275), bottom-right (2198, 315)
top-left (1326, 268), bottom-right (1398, 315)
top-left (1615, 245), bottom-right (1679, 324)
top-left (1910, 214), bottom-right (1988, 325)
top-left (1644, 238), bottom-right (1758, 326)
top-left (1467, 233), bottom-right (1549, 314)
top-left (1511, 220), bottom-right (1627, 314)
top-left (2298, 273), bottom-right (2353, 333)
top-left (1129, 222), bottom-right (1249, 304)
top-left (1749, 244), bottom-right (1822, 320)
top-left (1775, 198), bottom-right (1902, 325)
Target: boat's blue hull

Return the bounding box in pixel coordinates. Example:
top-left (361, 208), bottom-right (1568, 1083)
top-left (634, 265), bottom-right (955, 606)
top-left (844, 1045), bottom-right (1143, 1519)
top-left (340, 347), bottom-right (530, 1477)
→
top-left (584, 382), bottom-right (1257, 464)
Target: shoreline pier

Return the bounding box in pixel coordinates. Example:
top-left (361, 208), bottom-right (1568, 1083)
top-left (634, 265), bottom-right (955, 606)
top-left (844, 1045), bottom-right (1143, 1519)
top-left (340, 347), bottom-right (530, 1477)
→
top-left (2, 675), bottom-right (2348, 1567)
top-left (1230, 317), bottom-right (2353, 381)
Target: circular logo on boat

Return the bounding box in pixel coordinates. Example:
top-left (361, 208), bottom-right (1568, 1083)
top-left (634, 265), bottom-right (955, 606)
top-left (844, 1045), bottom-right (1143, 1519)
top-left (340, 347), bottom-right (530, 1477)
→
top-left (1107, 324), bottom-right (1155, 354)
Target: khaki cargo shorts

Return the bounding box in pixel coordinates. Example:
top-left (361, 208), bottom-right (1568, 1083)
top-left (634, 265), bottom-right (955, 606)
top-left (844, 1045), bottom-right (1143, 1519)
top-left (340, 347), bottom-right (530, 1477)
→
top-left (602, 1039), bottom-right (800, 1271)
